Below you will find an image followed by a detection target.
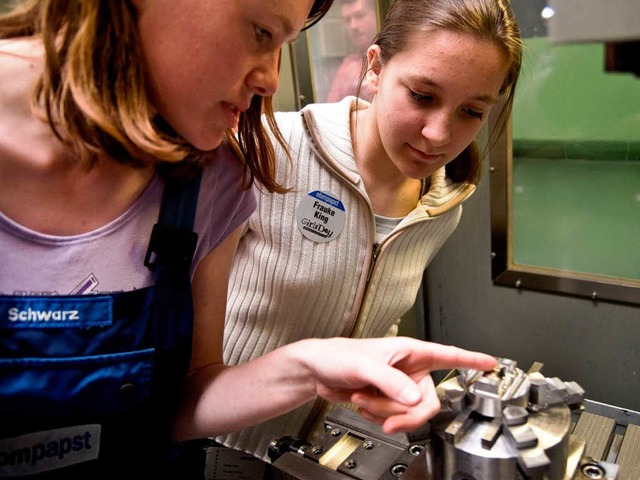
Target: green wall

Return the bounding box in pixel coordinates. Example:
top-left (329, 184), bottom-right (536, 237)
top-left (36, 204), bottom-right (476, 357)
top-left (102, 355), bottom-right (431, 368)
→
top-left (509, 38), bottom-right (640, 281)
top-left (513, 38), bottom-right (639, 144)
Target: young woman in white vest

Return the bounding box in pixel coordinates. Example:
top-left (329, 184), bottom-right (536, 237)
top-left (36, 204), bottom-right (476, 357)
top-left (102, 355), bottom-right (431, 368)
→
top-left (219, 0), bottom-right (523, 467)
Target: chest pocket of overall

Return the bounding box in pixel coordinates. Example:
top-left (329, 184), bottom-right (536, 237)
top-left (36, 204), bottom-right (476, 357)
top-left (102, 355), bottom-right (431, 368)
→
top-left (0, 295), bottom-right (154, 426)
top-left (0, 174), bottom-right (201, 477)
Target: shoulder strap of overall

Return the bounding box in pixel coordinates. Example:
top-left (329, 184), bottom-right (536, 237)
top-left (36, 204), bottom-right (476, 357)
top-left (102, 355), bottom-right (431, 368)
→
top-left (144, 171), bottom-right (203, 283)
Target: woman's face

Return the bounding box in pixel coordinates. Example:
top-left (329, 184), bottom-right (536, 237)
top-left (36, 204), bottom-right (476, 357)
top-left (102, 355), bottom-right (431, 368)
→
top-left (134, 0), bottom-right (314, 150)
top-left (366, 29), bottom-right (508, 180)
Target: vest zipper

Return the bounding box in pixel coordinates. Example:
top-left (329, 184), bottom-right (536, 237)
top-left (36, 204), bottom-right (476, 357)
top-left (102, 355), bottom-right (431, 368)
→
top-left (366, 243), bottom-right (381, 283)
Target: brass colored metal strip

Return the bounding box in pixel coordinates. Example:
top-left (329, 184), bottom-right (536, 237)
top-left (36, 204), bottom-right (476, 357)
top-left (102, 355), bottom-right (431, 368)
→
top-left (572, 412), bottom-right (616, 460)
top-left (616, 423), bottom-right (640, 480)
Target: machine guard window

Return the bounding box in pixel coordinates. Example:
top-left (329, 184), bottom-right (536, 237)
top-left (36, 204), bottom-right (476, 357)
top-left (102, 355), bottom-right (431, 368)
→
top-left (488, 34), bottom-right (640, 306)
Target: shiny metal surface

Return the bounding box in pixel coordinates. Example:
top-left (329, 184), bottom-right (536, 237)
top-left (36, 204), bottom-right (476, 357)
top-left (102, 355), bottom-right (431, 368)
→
top-left (269, 359), bottom-right (635, 479)
top-left (434, 359), bottom-right (587, 479)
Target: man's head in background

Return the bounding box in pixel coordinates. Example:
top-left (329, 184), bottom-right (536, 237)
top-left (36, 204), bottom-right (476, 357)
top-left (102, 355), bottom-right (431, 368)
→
top-left (340, 0), bottom-right (378, 53)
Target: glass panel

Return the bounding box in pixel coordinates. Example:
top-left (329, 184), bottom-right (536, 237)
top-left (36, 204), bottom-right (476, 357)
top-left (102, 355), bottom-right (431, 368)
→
top-left (305, 0), bottom-right (379, 103)
top-left (490, 0), bottom-right (640, 305)
top-left (0, 0), bottom-right (14, 12)
top-left (512, 155), bottom-right (640, 280)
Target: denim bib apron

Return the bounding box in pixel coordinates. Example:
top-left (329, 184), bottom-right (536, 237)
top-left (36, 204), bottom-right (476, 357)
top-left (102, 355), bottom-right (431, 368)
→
top-left (0, 173), bottom-right (202, 478)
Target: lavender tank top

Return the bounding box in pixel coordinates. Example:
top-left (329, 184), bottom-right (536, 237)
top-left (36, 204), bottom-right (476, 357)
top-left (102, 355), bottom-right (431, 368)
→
top-left (0, 143), bottom-right (256, 296)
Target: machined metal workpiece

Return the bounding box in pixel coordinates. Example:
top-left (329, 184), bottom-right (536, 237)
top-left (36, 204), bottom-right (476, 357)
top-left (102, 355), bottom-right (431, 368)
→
top-left (431, 358), bottom-right (617, 479)
top-left (269, 358), bottom-right (629, 480)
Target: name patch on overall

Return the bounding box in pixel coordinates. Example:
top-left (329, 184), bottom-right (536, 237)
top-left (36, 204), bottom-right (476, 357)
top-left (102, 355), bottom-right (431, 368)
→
top-left (0, 424), bottom-right (101, 476)
top-left (0, 296), bottom-right (113, 329)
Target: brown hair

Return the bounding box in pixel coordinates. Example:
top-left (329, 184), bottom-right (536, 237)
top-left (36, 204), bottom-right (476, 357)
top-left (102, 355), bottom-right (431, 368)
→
top-left (363, 0), bottom-right (522, 184)
top-left (239, 0), bottom-right (335, 193)
top-left (0, 0), bottom-right (334, 190)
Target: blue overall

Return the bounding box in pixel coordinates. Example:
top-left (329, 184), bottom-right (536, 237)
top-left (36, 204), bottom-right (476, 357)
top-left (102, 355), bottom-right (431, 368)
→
top-left (0, 173), bottom-right (202, 478)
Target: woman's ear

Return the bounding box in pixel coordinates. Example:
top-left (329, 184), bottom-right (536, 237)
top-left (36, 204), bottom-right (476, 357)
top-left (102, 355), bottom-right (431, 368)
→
top-left (365, 45), bottom-right (383, 93)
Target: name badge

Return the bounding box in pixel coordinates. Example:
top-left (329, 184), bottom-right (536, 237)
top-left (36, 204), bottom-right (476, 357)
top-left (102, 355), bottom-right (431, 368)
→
top-left (296, 191), bottom-right (346, 243)
top-left (0, 424), bottom-right (101, 476)
top-left (0, 296), bottom-right (113, 329)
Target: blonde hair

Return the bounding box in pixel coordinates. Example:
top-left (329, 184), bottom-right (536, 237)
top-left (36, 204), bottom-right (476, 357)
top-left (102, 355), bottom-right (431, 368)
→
top-left (1, 0), bottom-right (335, 190)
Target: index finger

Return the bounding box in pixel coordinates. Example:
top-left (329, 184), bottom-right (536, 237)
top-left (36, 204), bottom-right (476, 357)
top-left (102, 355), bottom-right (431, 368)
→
top-left (406, 342), bottom-right (497, 373)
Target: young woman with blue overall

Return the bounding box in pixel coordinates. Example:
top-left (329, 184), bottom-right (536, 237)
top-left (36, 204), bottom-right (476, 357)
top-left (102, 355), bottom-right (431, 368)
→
top-left (0, 0), bottom-right (497, 477)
